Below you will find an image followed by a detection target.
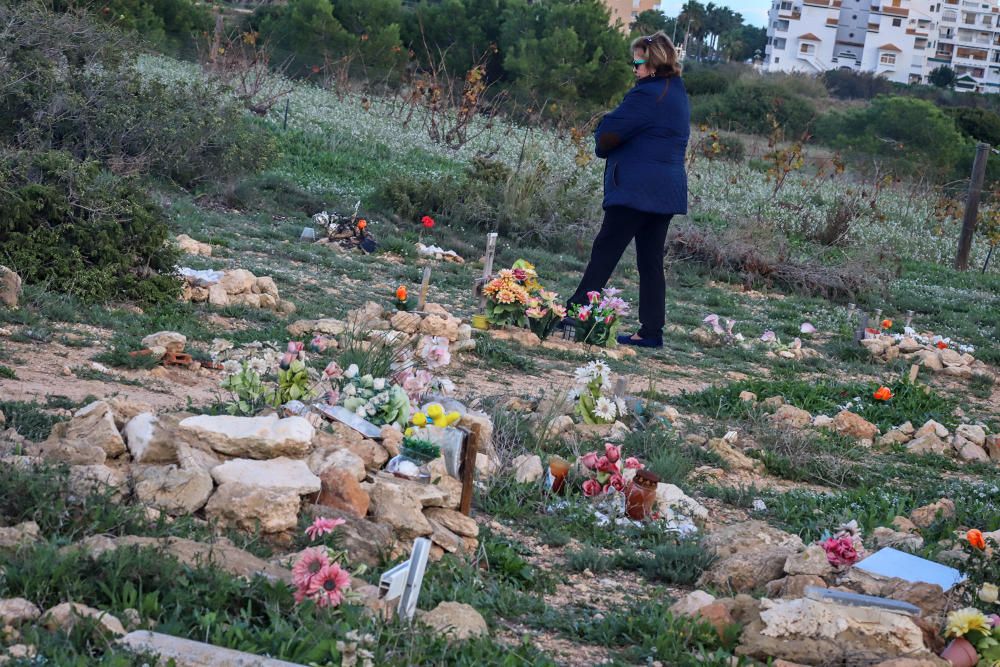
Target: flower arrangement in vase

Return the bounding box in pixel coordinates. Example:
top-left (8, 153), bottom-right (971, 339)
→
top-left (526, 290), bottom-right (567, 341)
top-left (483, 268), bottom-right (531, 327)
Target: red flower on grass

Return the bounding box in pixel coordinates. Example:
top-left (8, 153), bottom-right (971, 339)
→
top-left (421, 215), bottom-right (435, 229)
top-left (873, 386), bottom-right (893, 401)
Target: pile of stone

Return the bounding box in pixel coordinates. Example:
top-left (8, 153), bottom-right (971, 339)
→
top-left (2, 398), bottom-right (497, 564)
top-left (288, 301), bottom-right (475, 354)
top-left (863, 334), bottom-right (994, 380)
top-left (175, 234), bottom-right (212, 257)
top-left (486, 327), bottom-right (638, 360)
top-left (669, 520), bottom-right (955, 665)
top-left (880, 419), bottom-right (998, 462)
top-left (179, 268), bottom-right (295, 314)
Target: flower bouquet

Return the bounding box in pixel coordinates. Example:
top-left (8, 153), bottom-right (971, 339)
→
top-left (818, 520), bottom-right (865, 568)
top-left (526, 290), bottom-right (567, 341)
top-left (483, 268), bottom-right (531, 327)
top-left (292, 517), bottom-right (366, 609)
top-left (573, 360), bottom-right (627, 425)
top-left (569, 288), bottom-right (629, 347)
top-left (942, 607), bottom-right (1000, 667)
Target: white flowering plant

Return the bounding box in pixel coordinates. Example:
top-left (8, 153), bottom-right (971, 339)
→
top-left (573, 360), bottom-right (627, 425)
top-left (219, 358), bottom-right (271, 415)
top-left (339, 366), bottom-right (411, 428)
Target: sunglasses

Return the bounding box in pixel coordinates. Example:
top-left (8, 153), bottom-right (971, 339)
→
top-left (632, 58), bottom-right (647, 70)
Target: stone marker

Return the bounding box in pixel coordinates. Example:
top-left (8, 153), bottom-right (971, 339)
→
top-left (120, 631), bottom-right (306, 666)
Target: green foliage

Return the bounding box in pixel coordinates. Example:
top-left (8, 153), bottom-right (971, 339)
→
top-left (473, 335), bottom-right (537, 372)
top-left (0, 150), bottom-right (180, 304)
top-left (821, 69), bottom-right (894, 100)
top-left (400, 436), bottom-right (440, 460)
top-left (0, 401), bottom-right (65, 442)
top-left (679, 377), bottom-right (958, 431)
top-left (814, 96), bottom-right (969, 179)
top-left (929, 64), bottom-right (957, 89)
top-left (566, 546), bottom-right (611, 572)
top-left (499, 0), bottom-right (632, 111)
top-left (0, 364), bottom-right (16, 379)
top-left (702, 79), bottom-right (817, 137)
top-left (683, 67), bottom-right (733, 97)
top-left (947, 106), bottom-right (1000, 146)
top-left (640, 539), bottom-right (716, 585)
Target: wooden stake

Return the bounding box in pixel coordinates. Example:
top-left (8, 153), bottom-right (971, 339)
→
top-left (477, 233), bottom-right (498, 312)
top-left (459, 423), bottom-right (481, 516)
top-left (417, 266), bottom-right (432, 311)
top-left (908, 363), bottom-right (920, 384)
top-left (956, 142), bottom-right (989, 271)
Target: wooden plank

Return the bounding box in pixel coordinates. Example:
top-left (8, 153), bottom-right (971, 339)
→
top-left (417, 266), bottom-right (432, 311)
top-left (459, 423), bottom-right (481, 516)
top-left (477, 233), bottom-right (498, 312)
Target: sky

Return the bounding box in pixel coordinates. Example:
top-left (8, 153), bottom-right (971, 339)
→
top-left (658, 1), bottom-right (770, 28)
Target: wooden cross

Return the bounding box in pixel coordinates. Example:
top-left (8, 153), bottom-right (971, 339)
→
top-left (476, 233), bottom-right (498, 312)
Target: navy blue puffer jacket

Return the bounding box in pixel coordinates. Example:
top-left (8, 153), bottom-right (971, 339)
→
top-left (594, 75), bottom-right (690, 215)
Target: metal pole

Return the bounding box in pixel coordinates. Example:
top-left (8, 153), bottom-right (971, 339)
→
top-left (956, 142), bottom-right (989, 271)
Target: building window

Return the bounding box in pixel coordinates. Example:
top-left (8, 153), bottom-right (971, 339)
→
top-left (880, 52), bottom-right (896, 64)
top-left (892, 18), bottom-right (902, 26)
top-left (775, 57), bottom-right (780, 62)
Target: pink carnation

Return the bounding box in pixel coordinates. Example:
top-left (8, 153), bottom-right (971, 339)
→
top-left (624, 457), bottom-right (643, 470)
top-left (821, 536), bottom-right (859, 567)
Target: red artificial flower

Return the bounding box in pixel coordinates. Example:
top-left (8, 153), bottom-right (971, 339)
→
top-left (582, 479), bottom-right (602, 497)
top-left (596, 456), bottom-right (618, 475)
top-left (604, 443), bottom-right (621, 464)
top-left (881, 319), bottom-right (893, 330)
top-left (608, 473), bottom-right (626, 492)
top-left (873, 386), bottom-right (893, 401)
top-left (421, 215), bottom-right (435, 229)
top-left (936, 341), bottom-right (948, 350)
top-left (624, 457), bottom-right (643, 470)
top-left (357, 219), bottom-right (367, 231)
top-left (580, 452), bottom-right (599, 470)
top-left (968, 529), bottom-right (987, 550)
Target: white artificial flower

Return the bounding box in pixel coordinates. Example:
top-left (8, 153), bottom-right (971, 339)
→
top-left (248, 357), bottom-right (268, 375)
top-left (373, 378), bottom-right (385, 391)
top-left (222, 360), bottom-right (242, 375)
top-left (345, 364), bottom-right (359, 379)
top-left (614, 397), bottom-right (627, 418)
top-left (344, 384), bottom-right (356, 396)
top-left (594, 397), bottom-right (616, 422)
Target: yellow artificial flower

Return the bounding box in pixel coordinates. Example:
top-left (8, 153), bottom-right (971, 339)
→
top-left (981, 583), bottom-right (1000, 605)
top-left (404, 427), bottom-right (413, 437)
top-left (412, 413), bottom-right (427, 427)
top-left (426, 404), bottom-right (444, 419)
top-left (445, 411), bottom-right (461, 426)
top-left (946, 607), bottom-right (991, 638)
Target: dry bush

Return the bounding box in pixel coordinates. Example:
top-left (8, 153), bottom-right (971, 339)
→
top-left (667, 221), bottom-right (896, 301)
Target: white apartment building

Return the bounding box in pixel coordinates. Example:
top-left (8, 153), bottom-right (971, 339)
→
top-left (764, 0), bottom-right (1000, 93)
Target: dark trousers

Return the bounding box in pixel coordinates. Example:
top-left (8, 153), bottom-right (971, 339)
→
top-left (568, 206), bottom-right (672, 338)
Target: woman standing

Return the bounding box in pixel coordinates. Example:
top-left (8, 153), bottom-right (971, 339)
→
top-left (566, 32), bottom-right (689, 349)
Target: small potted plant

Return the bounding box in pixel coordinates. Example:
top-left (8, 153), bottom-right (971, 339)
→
top-left (386, 436), bottom-right (440, 483)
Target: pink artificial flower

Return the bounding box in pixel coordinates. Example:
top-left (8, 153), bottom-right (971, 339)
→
top-left (760, 330), bottom-right (777, 343)
top-left (580, 452), bottom-right (599, 470)
top-left (608, 473), bottom-right (626, 492)
top-left (292, 546), bottom-right (331, 590)
top-left (624, 457), bottom-right (643, 470)
top-left (604, 443), bottom-right (621, 464)
top-left (397, 368), bottom-right (433, 401)
top-left (279, 352), bottom-right (295, 370)
top-left (586, 291), bottom-right (601, 304)
top-left (604, 315), bottom-right (614, 325)
top-left (596, 456), bottom-right (618, 475)
top-left (305, 517), bottom-right (346, 541)
top-left (287, 341), bottom-right (305, 354)
top-left (307, 562), bottom-right (352, 608)
top-left (800, 322), bottom-right (817, 334)
top-left (324, 388), bottom-right (340, 406)
top-left (990, 614), bottom-right (1000, 628)
top-left (821, 536), bottom-right (859, 567)
top-left (310, 336), bottom-right (328, 353)
top-left (578, 307), bottom-right (591, 322)
top-left (323, 361), bottom-right (343, 379)
top-left (512, 268), bottom-right (527, 282)
top-left (703, 314), bottom-right (724, 335)
top-left (582, 479), bottom-right (603, 497)
top-left (421, 338), bottom-right (451, 369)
top-left (552, 305), bottom-right (567, 318)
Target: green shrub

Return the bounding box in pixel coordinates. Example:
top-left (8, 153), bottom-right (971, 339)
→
top-left (821, 69), bottom-right (893, 100)
top-left (708, 80), bottom-right (816, 137)
top-left (0, 150), bottom-right (180, 303)
top-left (683, 68), bottom-right (731, 96)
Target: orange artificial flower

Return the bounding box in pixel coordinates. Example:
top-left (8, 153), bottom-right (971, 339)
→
top-left (968, 529), bottom-right (986, 550)
top-left (873, 386), bottom-right (893, 401)
top-left (357, 219), bottom-right (367, 231)
top-left (881, 319), bottom-right (893, 330)
top-left (936, 341), bottom-right (948, 349)
top-left (395, 286), bottom-right (408, 302)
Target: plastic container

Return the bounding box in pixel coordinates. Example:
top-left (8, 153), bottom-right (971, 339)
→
top-left (547, 456), bottom-right (571, 495)
top-left (386, 447), bottom-right (436, 483)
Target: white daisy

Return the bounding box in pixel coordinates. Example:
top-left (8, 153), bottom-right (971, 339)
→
top-left (247, 357), bottom-right (268, 375)
top-left (594, 397), bottom-right (616, 422)
top-left (345, 364), bottom-right (359, 379)
top-left (222, 360), bottom-right (242, 375)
